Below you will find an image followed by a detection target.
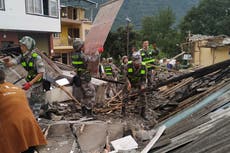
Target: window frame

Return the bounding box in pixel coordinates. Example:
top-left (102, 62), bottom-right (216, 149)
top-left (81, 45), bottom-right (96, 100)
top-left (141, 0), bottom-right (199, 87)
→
top-left (53, 32), bottom-right (60, 38)
top-left (49, 0), bottom-right (58, 17)
top-left (25, 0), bottom-right (43, 15)
top-left (25, 0), bottom-right (59, 18)
top-left (0, 0), bottom-right (5, 11)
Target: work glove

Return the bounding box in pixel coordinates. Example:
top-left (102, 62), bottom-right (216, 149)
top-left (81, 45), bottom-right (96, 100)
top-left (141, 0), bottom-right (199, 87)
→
top-left (22, 82), bottom-right (31, 90)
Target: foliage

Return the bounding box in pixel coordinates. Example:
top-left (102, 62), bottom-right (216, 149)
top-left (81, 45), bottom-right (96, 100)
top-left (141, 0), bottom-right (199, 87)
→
top-left (103, 25), bottom-right (142, 62)
top-left (180, 0), bottom-right (230, 37)
top-left (95, 0), bottom-right (200, 30)
top-left (141, 8), bottom-right (182, 58)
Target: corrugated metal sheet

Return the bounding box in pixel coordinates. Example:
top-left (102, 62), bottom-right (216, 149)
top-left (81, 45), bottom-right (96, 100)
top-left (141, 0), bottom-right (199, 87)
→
top-left (84, 0), bottom-right (124, 54)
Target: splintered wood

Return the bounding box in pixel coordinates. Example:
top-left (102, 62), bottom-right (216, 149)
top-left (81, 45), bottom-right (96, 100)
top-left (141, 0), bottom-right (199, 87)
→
top-left (93, 60), bottom-right (230, 123)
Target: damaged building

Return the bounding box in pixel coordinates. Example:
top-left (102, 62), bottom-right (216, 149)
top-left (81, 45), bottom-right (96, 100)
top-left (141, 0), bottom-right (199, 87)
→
top-left (181, 34), bottom-right (230, 67)
top-left (0, 0), bottom-right (230, 153)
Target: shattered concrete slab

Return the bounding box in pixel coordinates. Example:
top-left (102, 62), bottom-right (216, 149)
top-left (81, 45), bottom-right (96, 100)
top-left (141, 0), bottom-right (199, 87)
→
top-left (46, 86), bottom-right (73, 103)
top-left (73, 121), bottom-right (124, 153)
top-left (4, 65), bottom-right (27, 86)
top-left (75, 122), bottom-right (107, 152)
top-left (37, 120), bottom-right (124, 153)
top-left (38, 124), bottom-right (78, 153)
top-left (46, 77), bottom-right (107, 104)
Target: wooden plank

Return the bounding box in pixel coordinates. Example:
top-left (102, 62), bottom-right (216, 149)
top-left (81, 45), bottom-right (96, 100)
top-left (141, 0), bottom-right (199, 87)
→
top-left (156, 59), bottom-right (230, 88)
top-left (141, 125), bottom-right (166, 153)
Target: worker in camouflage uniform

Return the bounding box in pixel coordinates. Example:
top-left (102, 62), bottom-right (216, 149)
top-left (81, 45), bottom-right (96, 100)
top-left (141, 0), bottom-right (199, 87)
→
top-left (99, 57), bottom-right (106, 78)
top-left (151, 41), bottom-right (160, 56)
top-left (119, 55), bottom-right (129, 83)
top-left (139, 40), bottom-right (158, 85)
top-left (71, 38), bottom-right (96, 117)
top-left (108, 57), bottom-right (120, 81)
top-left (122, 54), bottom-right (148, 120)
top-left (120, 56), bottom-right (129, 76)
top-left (4, 36), bottom-right (45, 118)
top-left (103, 57), bottom-right (120, 98)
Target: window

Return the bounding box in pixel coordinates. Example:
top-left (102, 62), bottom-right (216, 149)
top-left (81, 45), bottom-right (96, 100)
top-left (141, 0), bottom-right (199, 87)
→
top-left (0, 0), bottom-right (5, 10)
top-left (1, 41), bottom-right (14, 48)
top-left (68, 28), bottom-right (80, 39)
top-left (61, 53), bottom-right (67, 64)
top-left (49, 0), bottom-right (58, 17)
top-left (25, 0), bottom-right (58, 17)
top-left (43, 0), bottom-right (49, 15)
top-left (26, 0), bottom-right (43, 15)
top-left (53, 33), bottom-right (60, 38)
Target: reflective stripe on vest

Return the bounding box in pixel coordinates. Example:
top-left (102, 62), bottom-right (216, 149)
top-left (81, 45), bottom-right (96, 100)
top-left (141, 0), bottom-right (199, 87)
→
top-left (104, 65), bottom-right (113, 76)
top-left (71, 53), bottom-right (86, 73)
top-left (141, 69), bottom-right (146, 74)
top-left (143, 59), bottom-right (156, 68)
top-left (128, 68), bottom-right (133, 73)
top-left (72, 61), bottom-right (83, 65)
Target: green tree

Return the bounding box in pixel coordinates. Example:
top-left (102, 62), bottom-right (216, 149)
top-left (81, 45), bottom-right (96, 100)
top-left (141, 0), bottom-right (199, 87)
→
top-left (180, 0), bottom-right (230, 37)
top-left (104, 25), bottom-right (142, 62)
top-left (141, 8), bottom-right (182, 58)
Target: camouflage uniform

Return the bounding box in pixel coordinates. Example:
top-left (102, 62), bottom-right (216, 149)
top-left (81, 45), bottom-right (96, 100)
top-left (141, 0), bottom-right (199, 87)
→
top-left (122, 55), bottom-right (148, 119)
top-left (120, 56), bottom-right (129, 81)
top-left (104, 58), bottom-right (120, 98)
top-left (103, 60), bottom-right (115, 98)
top-left (139, 47), bottom-right (157, 85)
top-left (11, 36), bottom-right (45, 117)
top-left (71, 38), bottom-right (96, 116)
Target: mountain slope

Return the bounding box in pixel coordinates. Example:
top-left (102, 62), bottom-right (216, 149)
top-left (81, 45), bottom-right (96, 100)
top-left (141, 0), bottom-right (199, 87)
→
top-left (94, 0), bottom-right (200, 30)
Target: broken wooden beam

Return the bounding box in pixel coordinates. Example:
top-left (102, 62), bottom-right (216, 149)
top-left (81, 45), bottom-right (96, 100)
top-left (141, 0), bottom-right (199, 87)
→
top-left (156, 59), bottom-right (230, 88)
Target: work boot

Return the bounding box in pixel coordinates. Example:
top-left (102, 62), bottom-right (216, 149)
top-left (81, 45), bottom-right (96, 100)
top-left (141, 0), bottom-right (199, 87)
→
top-left (121, 106), bottom-right (126, 116)
top-left (140, 107), bottom-right (148, 120)
top-left (87, 108), bottom-right (93, 116)
top-left (86, 108), bottom-right (96, 118)
top-left (81, 106), bottom-right (87, 116)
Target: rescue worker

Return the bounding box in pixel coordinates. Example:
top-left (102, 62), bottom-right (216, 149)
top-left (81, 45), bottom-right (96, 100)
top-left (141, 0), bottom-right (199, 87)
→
top-left (99, 57), bottom-right (106, 78)
top-left (120, 55), bottom-right (129, 77)
top-left (0, 69), bottom-right (47, 153)
top-left (151, 41), bottom-right (160, 56)
top-left (139, 40), bottom-right (157, 85)
top-left (122, 54), bottom-right (148, 120)
top-left (103, 57), bottom-right (115, 98)
top-left (71, 38), bottom-right (96, 116)
top-left (4, 36), bottom-right (45, 117)
top-left (131, 46), bottom-right (140, 60)
top-left (104, 57), bottom-right (120, 98)
top-left (108, 57), bottom-right (120, 81)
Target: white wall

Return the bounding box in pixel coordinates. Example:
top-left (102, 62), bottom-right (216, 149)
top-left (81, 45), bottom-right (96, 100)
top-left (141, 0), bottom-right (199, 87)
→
top-left (0, 0), bottom-right (61, 32)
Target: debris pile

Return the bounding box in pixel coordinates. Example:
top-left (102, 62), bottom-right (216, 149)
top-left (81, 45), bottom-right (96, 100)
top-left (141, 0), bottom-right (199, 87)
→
top-left (1, 50), bottom-right (229, 152)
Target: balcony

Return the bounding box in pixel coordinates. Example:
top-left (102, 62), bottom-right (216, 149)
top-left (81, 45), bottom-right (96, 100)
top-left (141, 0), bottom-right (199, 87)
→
top-left (60, 6), bottom-right (92, 25)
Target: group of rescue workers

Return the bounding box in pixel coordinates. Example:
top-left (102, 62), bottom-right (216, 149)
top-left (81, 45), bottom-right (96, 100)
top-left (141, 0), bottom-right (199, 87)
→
top-left (98, 40), bottom-right (160, 119)
top-left (0, 36), bottom-right (159, 153)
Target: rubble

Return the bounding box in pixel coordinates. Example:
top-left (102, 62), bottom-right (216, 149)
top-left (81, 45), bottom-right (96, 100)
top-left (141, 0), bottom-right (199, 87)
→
top-left (36, 58), bottom-right (229, 152)
top-left (1, 50), bottom-right (229, 152)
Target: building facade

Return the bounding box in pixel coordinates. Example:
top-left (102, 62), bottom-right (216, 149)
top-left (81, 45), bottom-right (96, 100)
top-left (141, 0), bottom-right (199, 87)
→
top-left (53, 0), bottom-right (97, 65)
top-left (0, 0), bottom-right (61, 53)
top-left (182, 35), bottom-right (230, 67)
